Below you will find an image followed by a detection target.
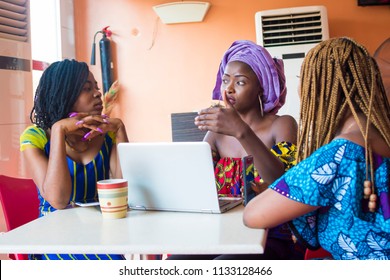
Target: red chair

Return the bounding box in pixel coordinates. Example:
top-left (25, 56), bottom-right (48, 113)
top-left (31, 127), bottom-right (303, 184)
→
top-left (0, 175), bottom-right (39, 260)
top-left (304, 247), bottom-right (332, 260)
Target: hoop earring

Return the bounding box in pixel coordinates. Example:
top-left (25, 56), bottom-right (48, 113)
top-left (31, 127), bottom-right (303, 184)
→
top-left (258, 95), bottom-right (264, 117)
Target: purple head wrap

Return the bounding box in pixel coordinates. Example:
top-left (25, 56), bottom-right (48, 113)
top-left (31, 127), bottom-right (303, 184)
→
top-left (212, 40), bottom-right (287, 114)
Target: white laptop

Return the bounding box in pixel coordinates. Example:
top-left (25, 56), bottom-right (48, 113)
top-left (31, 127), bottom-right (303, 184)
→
top-left (117, 142), bottom-right (242, 213)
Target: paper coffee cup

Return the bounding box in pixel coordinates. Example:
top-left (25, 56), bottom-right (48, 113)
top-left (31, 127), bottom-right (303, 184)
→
top-left (97, 179), bottom-right (128, 219)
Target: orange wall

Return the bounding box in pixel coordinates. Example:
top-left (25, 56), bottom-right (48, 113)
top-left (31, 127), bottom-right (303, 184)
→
top-left (74, 0), bottom-right (390, 142)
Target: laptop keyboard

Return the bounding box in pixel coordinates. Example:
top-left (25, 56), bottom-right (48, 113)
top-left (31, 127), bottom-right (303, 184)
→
top-left (218, 199), bottom-right (230, 207)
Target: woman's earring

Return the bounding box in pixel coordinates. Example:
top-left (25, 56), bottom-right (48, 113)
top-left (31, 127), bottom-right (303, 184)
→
top-left (258, 95), bottom-right (264, 117)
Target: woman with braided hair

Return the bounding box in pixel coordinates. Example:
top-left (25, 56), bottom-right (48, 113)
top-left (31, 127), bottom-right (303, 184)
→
top-left (20, 59), bottom-right (128, 260)
top-left (244, 37), bottom-right (390, 260)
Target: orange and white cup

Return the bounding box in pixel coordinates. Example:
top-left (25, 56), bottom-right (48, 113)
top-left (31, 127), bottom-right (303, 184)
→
top-left (97, 179), bottom-right (128, 219)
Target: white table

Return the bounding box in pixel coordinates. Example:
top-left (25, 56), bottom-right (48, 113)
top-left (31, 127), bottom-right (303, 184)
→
top-left (0, 205), bottom-right (266, 255)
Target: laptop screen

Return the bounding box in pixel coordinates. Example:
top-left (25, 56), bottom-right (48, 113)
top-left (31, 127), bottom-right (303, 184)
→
top-left (118, 142), bottom-right (236, 213)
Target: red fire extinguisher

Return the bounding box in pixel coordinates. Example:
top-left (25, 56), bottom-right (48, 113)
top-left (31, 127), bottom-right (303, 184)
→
top-left (90, 26), bottom-right (113, 94)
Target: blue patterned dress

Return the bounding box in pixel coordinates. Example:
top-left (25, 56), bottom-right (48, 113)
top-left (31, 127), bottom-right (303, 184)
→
top-left (20, 125), bottom-right (125, 260)
top-left (269, 138), bottom-right (390, 260)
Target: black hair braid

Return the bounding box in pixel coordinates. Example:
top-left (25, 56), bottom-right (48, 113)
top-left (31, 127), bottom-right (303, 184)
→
top-left (30, 59), bottom-right (89, 131)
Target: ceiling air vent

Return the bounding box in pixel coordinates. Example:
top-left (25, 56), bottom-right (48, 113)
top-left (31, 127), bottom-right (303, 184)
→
top-left (0, 0), bottom-right (29, 42)
top-left (256, 6), bottom-right (329, 48)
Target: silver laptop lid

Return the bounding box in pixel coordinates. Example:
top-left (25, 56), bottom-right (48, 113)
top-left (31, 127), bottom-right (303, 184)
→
top-left (118, 142), bottom-right (225, 213)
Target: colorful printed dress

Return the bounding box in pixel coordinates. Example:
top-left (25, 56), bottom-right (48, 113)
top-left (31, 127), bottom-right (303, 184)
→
top-left (270, 138), bottom-right (390, 260)
top-left (20, 125), bottom-right (125, 260)
top-left (214, 141), bottom-right (296, 197)
top-left (213, 141), bottom-right (304, 258)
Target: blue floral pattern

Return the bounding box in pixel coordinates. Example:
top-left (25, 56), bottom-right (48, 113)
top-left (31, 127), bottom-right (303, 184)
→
top-left (269, 139), bottom-right (390, 260)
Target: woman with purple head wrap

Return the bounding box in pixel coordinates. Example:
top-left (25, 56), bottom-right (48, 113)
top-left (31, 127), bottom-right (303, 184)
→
top-left (195, 39), bottom-right (297, 193)
top-left (212, 40), bottom-right (287, 115)
top-left (168, 41), bottom-right (303, 260)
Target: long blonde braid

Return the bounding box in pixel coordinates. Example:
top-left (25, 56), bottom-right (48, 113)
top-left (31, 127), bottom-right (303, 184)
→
top-left (297, 37), bottom-right (390, 162)
top-left (297, 37), bottom-right (390, 212)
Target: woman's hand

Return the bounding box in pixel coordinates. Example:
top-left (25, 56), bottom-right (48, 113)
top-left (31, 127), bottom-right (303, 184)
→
top-left (250, 181), bottom-right (269, 194)
top-left (194, 91), bottom-right (247, 138)
top-left (65, 112), bottom-right (125, 141)
top-left (240, 181), bottom-right (269, 198)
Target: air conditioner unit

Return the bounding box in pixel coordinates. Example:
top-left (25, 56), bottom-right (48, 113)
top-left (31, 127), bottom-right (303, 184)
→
top-left (0, 0), bottom-right (33, 177)
top-left (255, 6), bottom-right (329, 120)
